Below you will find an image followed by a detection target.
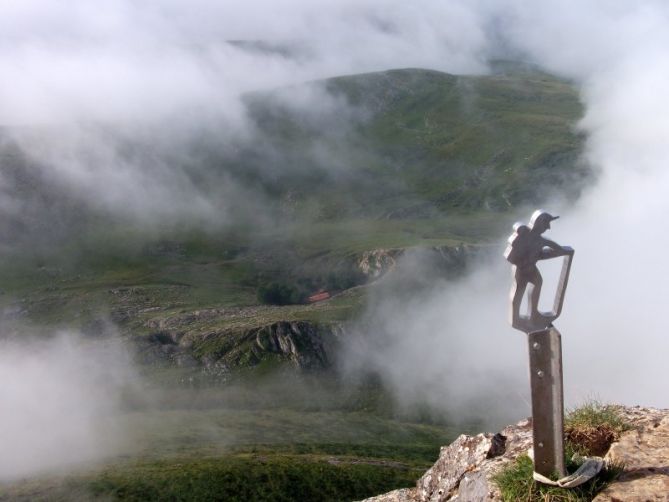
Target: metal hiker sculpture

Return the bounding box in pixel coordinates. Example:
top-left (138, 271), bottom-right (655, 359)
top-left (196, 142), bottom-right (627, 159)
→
top-left (505, 210), bottom-right (574, 333)
top-left (505, 210), bottom-right (574, 481)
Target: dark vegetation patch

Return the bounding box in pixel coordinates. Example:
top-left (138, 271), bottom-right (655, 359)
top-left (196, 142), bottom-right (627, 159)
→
top-left (257, 281), bottom-right (304, 305)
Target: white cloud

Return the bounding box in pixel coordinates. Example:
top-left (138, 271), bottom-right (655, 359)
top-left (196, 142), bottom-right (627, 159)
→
top-left (2, 0), bottom-right (669, 416)
top-left (0, 333), bottom-right (136, 480)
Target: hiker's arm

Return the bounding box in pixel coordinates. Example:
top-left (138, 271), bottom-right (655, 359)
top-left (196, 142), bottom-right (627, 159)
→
top-left (539, 239), bottom-right (573, 260)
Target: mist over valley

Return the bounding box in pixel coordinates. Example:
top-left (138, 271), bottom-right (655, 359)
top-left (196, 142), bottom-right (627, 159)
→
top-left (1, 2), bottom-right (667, 500)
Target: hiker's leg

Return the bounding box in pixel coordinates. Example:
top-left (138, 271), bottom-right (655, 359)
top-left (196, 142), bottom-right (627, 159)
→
top-left (510, 268), bottom-right (528, 326)
top-left (528, 267), bottom-right (542, 317)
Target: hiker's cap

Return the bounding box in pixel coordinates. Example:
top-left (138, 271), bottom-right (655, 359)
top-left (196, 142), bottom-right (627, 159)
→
top-left (529, 209), bottom-right (559, 227)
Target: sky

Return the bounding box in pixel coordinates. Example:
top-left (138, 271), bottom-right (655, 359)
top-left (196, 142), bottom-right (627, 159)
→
top-left (1, 0), bottom-right (669, 480)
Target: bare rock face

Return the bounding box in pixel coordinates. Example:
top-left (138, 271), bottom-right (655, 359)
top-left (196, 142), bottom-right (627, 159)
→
top-left (417, 433), bottom-right (497, 501)
top-left (253, 321), bottom-right (334, 369)
top-left (140, 309), bottom-right (341, 372)
top-left (358, 249), bottom-right (402, 279)
top-left (357, 245), bottom-right (473, 281)
top-left (364, 406), bottom-right (669, 502)
top-left (593, 407), bottom-right (669, 501)
top-left (361, 419), bottom-right (533, 502)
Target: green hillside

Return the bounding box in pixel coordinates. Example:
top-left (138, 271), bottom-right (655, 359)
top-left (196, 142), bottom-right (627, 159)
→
top-left (0, 65), bottom-right (588, 501)
top-left (0, 65), bottom-right (586, 324)
top-left (245, 66), bottom-right (584, 217)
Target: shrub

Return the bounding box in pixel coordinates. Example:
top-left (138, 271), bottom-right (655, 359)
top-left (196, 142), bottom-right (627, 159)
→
top-left (257, 282), bottom-right (303, 305)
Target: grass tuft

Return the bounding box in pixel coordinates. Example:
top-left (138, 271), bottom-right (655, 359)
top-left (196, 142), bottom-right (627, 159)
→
top-left (565, 401), bottom-right (632, 456)
top-left (494, 454), bottom-right (623, 502)
top-left (494, 401), bottom-right (630, 501)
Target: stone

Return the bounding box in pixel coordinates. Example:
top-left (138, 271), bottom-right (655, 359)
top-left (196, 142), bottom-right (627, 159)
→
top-left (594, 408), bottom-right (669, 501)
top-left (358, 249), bottom-right (402, 279)
top-left (361, 418), bottom-right (533, 502)
top-left (417, 433), bottom-right (496, 501)
top-left (365, 407), bottom-right (669, 501)
top-left (360, 488), bottom-right (418, 502)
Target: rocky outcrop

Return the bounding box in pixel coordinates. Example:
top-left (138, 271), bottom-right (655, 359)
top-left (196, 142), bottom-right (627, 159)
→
top-left (363, 488), bottom-right (417, 502)
top-left (252, 321), bottom-right (339, 369)
top-left (363, 418), bottom-right (533, 502)
top-left (358, 249), bottom-right (402, 279)
top-left (357, 245), bottom-right (475, 281)
top-left (416, 433), bottom-right (504, 501)
top-left (364, 406), bottom-right (669, 502)
top-left (594, 407), bottom-right (669, 501)
top-left (140, 314), bottom-right (342, 373)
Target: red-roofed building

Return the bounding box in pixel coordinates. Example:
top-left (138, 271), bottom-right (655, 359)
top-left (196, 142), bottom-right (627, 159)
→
top-left (307, 291), bottom-right (330, 303)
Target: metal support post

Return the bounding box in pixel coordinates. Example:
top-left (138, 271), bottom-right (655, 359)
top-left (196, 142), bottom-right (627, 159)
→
top-left (505, 210), bottom-right (574, 482)
top-left (528, 326), bottom-right (566, 478)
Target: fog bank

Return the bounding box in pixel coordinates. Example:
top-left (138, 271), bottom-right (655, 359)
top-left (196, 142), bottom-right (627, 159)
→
top-left (0, 333), bottom-right (136, 480)
top-left (1, 0), bottom-right (669, 424)
top-left (343, 0), bottom-right (669, 414)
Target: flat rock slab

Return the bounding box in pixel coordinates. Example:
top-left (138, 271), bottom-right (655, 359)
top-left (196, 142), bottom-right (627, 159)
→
top-left (594, 408), bottom-right (669, 501)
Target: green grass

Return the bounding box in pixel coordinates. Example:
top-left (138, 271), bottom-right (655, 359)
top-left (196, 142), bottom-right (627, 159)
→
top-left (115, 407), bottom-right (463, 460)
top-left (494, 454), bottom-right (623, 502)
top-left (86, 455), bottom-right (419, 502)
top-left (320, 68), bottom-right (586, 213)
top-left (0, 214), bottom-right (499, 331)
top-left (1, 455), bottom-right (421, 502)
top-left (0, 368), bottom-right (480, 500)
top-left (0, 402), bottom-right (467, 501)
top-left (493, 402), bottom-right (630, 501)
top-left (565, 401), bottom-right (633, 457)
top-left (565, 402), bottom-right (630, 437)
top-left (282, 217), bottom-right (500, 258)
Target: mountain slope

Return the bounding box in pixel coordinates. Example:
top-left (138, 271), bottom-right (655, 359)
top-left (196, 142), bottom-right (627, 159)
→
top-left (0, 65), bottom-right (588, 344)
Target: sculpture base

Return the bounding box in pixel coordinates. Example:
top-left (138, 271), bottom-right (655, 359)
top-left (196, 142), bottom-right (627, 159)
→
top-left (512, 312), bottom-right (557, 334)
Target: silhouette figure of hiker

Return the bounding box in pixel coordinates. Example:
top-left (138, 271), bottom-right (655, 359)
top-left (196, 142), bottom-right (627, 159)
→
top-left (505, 210), bottom-right (574, 332)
